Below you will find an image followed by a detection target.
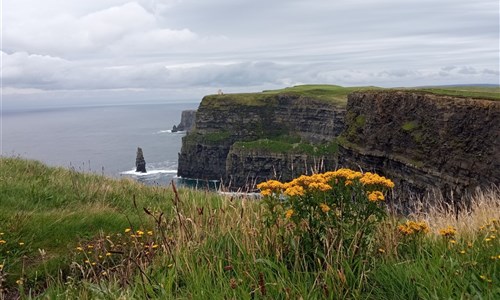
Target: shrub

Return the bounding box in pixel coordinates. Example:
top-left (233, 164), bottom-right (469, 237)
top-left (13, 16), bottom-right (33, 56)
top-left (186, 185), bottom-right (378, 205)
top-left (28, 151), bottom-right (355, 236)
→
top-left (257, 169), bottom-right (394, 293)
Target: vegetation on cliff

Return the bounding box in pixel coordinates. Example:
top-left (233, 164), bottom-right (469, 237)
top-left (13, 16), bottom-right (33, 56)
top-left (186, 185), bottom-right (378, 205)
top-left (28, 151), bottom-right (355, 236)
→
top-left (1, 157), bottom-right (499, 299)
top-left (202, 84), bottom-right (500, 108)
top-left (232, 135), bottom-right (338, 156)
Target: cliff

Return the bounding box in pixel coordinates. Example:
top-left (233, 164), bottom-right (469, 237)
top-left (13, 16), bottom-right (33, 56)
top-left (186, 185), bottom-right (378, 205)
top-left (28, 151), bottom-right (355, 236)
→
top-left (178, 85), bottom-right (500, 196)
top-left (178, 85), bottom-right (351, 188)
top-left (172, 110), bottom-right (197, 132)
top-left (339, 91), bottom-right (500, 197)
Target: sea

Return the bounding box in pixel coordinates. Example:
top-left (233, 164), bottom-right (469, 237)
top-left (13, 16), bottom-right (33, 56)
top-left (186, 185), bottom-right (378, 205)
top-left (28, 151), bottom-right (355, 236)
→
top-left (1, 101), bottom-right (199, 186)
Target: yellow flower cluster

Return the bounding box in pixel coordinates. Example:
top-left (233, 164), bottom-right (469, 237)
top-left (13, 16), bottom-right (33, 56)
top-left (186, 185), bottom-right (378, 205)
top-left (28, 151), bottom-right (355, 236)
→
top-left (367, 191), bottom-right (385, 202)
top-left (256, 168), bottom-right (394, 197)
top-left (359, 172), bottom-right (395, 188)
top-left (324, 168), bottom-right (363, 181)
top-left (257, 180), bottom-right (284, 196)
top-left (398, 220), bottom-right (430, 235)
top-left (285, 209), bottom-right (294, 219)
top-left (439, 226), bottom-right (457, 238)
top-left (284, 185), bottom-right (305, 196)
top-left (319, 203), bottom-right (331, 213)
top-left (308, 182), bottom-right (333, 192)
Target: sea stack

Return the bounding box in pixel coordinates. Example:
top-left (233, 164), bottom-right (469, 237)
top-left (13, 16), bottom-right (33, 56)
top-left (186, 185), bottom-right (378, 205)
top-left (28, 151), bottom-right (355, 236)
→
top-left (135, 147), bottom-right (147, 173)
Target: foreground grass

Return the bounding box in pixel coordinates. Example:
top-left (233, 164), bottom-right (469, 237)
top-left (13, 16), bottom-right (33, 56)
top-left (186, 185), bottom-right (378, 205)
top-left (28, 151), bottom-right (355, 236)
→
top-left (0, 157), bottom-right (499, 299)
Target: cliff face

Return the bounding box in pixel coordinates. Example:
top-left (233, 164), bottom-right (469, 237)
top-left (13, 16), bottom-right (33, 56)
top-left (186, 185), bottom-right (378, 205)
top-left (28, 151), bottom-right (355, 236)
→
top-left (225, 147), bottom-right (337, 188)
top-left (178, 87), bottom-right (499, 196)
top-left (172, 110), bottom-right (196, 132)
top-left (177, 93), bottom-right (345, 186)
top-left (339, 91), bottom-right (500, 196)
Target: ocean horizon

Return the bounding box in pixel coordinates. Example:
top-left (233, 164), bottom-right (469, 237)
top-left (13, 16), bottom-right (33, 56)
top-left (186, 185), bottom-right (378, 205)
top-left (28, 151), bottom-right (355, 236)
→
top-left (1, 101), bottom-right (199, 185)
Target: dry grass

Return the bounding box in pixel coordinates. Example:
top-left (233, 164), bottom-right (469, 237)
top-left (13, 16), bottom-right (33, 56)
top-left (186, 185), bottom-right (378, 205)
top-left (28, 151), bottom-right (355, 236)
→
top-left (399, 187), bottom-right (500, 237)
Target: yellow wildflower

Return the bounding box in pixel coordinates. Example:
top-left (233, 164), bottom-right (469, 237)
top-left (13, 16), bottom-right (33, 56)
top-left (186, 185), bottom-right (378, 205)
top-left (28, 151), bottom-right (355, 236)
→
top-left (16, 279), bottom-right (23, 285)
top-left (319, 203), bottom-right (331, 213)
top-left (360, 172), bottom-right (395, 188)
top-left (18, 242), bottom-right (25, 246)
top-left (136, 230), bottom-right (144, 236)
top-left (285, 209), bottom-right (294, 219)
top-left (257, 180), bottom-right (284, 196)
top-left (398, 220), bottom-right (430, 235)
top-left (439, 226), bottom-right (457, 238)
top-left (76, 246), bottom-right (83, 251)
top-left (106, 252), bottom-right (112, 256)
top-left (309, 182), bottom-right (332, 191)
top-left (0, 240), bottom-right (6, 245)
top-left (124, 228), bottom-right (132, 233)
top-left (367, 191), bottom-right (385, 202)
top-left (284, 185), bottom-right (305, 197)
top-left (260, 189), bottom-right (272, 196)
top-left (147, 231), bottom-right (153, 236)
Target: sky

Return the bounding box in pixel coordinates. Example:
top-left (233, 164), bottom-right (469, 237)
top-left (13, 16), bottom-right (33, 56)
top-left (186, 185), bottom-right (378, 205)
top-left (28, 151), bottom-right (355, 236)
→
top-left (2, 0), bottom-right (499, 108)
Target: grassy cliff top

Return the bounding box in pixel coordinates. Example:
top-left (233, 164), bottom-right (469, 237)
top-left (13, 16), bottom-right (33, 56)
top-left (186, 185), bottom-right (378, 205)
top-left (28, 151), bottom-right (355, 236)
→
top-left (409, 86), bottom-right (500, 101)
top-left (202, 84), bottom-right (500, 107)
top-left (202, 85), bottom-right (380, 107)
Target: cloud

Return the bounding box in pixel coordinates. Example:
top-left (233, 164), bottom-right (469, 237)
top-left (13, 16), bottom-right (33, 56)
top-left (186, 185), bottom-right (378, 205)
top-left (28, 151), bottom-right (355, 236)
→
top-left (3, 2), bottom-right (198, 58)
top-left (2, 0), bottom-right (499, 105)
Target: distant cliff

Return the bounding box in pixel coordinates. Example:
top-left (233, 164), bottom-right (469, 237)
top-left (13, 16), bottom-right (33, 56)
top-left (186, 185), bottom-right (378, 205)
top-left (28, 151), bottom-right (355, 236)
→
top-left (339, 91), bottom-right (500, 197)
top-left (177, 85), bottom-right (500, 196)
top-left (173, 110), bottom-right (196, 132)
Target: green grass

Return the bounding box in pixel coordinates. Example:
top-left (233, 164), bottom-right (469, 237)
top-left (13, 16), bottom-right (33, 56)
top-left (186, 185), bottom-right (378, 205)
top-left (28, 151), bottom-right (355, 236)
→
top-left (0, 157), bottom-right (499, 299)
top-left (402, 120), bottom-right (419, 131)
top-left (202, 84), bottom-right (383, 107)
top-left (203, 85), bottom-right (500, 109)
top-left (232, 136), bottom-right (338, 156)
top-left (407, 85), bottom-right (500, 101)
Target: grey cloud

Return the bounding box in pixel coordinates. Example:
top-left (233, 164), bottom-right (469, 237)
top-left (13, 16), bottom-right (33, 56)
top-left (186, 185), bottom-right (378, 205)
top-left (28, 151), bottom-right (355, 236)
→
top-left (3, 0), bottom-right (499, 104)
top-left (458, 67), bottom-right (478, 75)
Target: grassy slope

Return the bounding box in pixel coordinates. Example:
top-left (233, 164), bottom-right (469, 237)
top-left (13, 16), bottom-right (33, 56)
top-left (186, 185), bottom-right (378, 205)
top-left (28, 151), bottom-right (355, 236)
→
top-left (0, 158), bottom-right (219, 282)
top-left (1, 157), bottom-right (499, 299)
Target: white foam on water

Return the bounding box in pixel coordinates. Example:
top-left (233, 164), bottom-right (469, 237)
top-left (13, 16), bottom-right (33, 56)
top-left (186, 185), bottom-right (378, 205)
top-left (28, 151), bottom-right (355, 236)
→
top-left (120, 169), bottom-right (177, 176)
top-left (155, 129), bottom-right (186, 134)
top-left (156, 129), bottom-right (172, 134)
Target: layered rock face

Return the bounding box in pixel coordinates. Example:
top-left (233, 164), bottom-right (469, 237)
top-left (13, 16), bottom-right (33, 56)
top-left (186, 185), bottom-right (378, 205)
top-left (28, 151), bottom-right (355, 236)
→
top-left (178, 89), bottom-right (499, 196)
top-left (172, 110), bottom-right (196, 132)
top-left (225, 148), bottom-right (337, 188)
top-left (177, 93), bottom-right (346, 187)
top-left (339, 91), bottom-right (500, 197)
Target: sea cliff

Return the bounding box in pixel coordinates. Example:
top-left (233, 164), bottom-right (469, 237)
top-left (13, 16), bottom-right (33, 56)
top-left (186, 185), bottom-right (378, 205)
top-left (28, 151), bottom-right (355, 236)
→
top-left (339, 90), bottom-right (500, 197)
top-left (178, 85), bottom-right (500, 196)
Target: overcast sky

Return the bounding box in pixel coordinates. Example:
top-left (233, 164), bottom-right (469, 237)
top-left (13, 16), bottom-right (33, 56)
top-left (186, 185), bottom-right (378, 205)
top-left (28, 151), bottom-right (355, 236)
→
top-left (2, 0), bottom-right (499, 107)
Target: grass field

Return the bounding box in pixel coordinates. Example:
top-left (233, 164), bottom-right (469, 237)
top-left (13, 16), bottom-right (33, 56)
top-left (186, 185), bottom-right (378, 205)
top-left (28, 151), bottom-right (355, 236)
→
top-left (0, 157), bottom-right (499, 299)
top-left (202, 84), bottom-right (500, 108)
